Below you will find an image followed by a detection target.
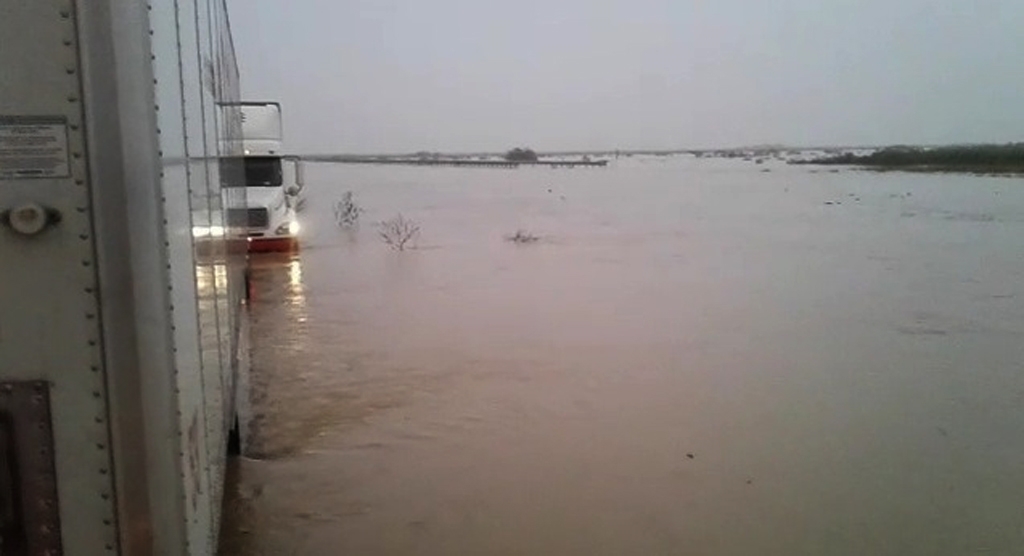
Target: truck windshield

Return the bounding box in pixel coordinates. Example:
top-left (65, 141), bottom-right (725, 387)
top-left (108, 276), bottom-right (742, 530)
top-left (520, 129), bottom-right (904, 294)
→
top-left (242, 156), bottom-right (283, 187)
top-left (220, 156), bottom-right (282, 187)
top-left (219, 156), bottom-right (283, 187)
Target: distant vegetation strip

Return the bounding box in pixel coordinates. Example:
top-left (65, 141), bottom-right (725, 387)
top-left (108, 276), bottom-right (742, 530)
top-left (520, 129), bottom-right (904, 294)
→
top-left (306, 147), bottom-right (608, 168)
top-left (794, 144), bottom-right (1024, 174)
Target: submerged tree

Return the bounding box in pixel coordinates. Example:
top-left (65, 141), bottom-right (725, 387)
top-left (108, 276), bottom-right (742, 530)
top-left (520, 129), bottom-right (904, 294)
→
top-left (505, 229), bottom-right (541, 244)
top-left (333, 191), bottom-right (363, 228)
top-left (378, 214), bottom-right (420, 251)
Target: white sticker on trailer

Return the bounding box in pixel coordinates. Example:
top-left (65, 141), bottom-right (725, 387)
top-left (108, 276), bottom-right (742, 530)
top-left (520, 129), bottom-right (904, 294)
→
top-left (0, 116), bottom-right (71, 179)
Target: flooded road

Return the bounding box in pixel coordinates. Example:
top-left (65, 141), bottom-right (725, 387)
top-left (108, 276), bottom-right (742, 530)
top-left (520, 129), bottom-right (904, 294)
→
top-left (220, 157), bottom-right (1024, 555)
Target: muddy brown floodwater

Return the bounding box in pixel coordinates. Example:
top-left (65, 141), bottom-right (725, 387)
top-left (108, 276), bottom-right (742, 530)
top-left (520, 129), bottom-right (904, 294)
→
top-left (218, 157), bottom-right (1024, 555)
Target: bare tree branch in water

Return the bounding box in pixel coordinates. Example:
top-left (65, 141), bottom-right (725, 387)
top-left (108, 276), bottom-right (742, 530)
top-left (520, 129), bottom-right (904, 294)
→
top-left (333, 191), bottom-right (363, 228)
top-left (505, 229), bottom-right (541, 244)
top-left (378, 214), bottom-right (420, 251)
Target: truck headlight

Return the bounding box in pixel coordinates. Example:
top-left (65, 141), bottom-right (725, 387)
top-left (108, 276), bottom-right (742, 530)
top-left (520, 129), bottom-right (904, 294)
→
top-left (192, 225), bottom-right (226, 238)
top-left (275, 221), bottom-right (300, 236)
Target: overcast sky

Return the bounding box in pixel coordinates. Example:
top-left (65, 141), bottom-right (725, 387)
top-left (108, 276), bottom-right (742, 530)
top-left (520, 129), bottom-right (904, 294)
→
top-left (227, 0), bottom-right (1024, 154)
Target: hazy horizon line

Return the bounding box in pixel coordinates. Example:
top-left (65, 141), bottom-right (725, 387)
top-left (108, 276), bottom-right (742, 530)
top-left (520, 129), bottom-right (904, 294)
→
top-left (300, 140), bottom-right (1022, 158)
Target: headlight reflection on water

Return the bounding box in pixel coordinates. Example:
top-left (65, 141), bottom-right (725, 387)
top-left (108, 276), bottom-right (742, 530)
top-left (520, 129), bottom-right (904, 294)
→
top-left (288, 259), bottom-right (303, 291)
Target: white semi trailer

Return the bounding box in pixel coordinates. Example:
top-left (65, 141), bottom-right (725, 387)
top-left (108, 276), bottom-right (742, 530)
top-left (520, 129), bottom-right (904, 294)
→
top-left (1, 0), bottom-right (249, 554)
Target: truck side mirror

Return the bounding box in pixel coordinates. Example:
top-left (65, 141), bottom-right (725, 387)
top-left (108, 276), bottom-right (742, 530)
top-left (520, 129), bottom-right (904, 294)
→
top-left (293, 159), bottom-right (305, 189)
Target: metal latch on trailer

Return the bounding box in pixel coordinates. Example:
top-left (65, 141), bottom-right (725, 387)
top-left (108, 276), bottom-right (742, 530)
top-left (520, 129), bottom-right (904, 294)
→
top-left (0, 381), bottom-right (62, 555)
top-left (0, 203), bottom-right (62, 236)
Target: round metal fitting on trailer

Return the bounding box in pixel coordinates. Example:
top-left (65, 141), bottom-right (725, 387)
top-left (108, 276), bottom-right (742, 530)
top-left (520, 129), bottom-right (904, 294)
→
top-left (1, 202), bottom-right (62, 236)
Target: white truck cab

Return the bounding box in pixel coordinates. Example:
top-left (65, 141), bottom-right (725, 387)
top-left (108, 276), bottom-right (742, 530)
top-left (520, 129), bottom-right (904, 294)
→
top-left (227, 101), bottom-right (304, 252)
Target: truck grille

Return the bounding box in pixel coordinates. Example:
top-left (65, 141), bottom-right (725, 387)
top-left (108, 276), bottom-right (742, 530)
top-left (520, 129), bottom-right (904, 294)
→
top-left (227, 208), bottom-right (269, 229)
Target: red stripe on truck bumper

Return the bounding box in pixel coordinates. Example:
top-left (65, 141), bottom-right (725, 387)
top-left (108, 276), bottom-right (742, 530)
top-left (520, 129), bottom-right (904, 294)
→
top-left (247, 236), bottom-right (298, 253)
